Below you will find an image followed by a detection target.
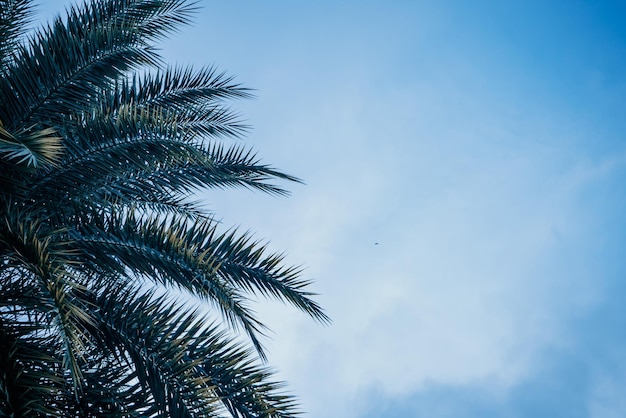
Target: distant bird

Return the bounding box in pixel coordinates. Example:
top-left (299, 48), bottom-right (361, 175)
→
top-left (374, 242), bottom-right (379, 245)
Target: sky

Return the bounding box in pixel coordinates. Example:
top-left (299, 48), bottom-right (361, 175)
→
top-left (38, 1), bottom-right (626, 417)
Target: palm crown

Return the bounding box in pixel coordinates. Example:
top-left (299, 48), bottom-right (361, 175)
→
top-left (0, 0), bottom-right (328, 416)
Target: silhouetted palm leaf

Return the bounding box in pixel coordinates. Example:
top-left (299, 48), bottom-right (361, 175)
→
top-left (0, 0), bottom-right (327, 416)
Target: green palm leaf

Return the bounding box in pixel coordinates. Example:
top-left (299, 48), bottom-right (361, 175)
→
top-left (0, 122), bottom-right (62, 168)
top-left (0, 0), bottom-right (34, 71)
top-left (0, 0), bottom-right (326, 416)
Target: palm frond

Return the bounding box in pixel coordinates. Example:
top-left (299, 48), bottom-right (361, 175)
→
top-left (0, 122), bottom-right (62, 168)
top-left (98, 144), bottom-right (298, 202)
top-left (206, 229), bottom-right (330, 325)
top-left (0, 0), bottom-right (34, 70)
top-left (0, 0), bottom-right (327, 415)
top-left (93, 286), bottom-right (300, 417)
top-left (27, 128), bottom-right (298, 212)
top-left (64, 207), bottom-right (327, 354)
top-left (106, 66), bottom-right (253, 138)
top-left (0, 212), bottom-right (92, 394)
top-left (70, 210), bottom-right (268, 357)
top-left (0, 0), bottom-right (198, 128)
top-left (0, 321), bottom-right (64, 417)
top-left (115, 66), bottom-right (253, 108)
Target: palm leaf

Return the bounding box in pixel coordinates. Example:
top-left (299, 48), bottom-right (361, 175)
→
top-left (0, 0), bottom-right (327, 415)
top-left (0, 122), bottom-right (62, 168)
top-left (0, 0), bottom-right (198, 128)
top-left (92, 286), bottom-right (301, 417)
top-left (0, 0), bottom-right (34, 70)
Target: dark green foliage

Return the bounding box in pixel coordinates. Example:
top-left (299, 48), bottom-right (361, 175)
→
top-left (0, 0), bottom-right (328, 416)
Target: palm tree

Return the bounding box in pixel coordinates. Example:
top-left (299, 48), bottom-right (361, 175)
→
top-left (0, 0), bottom-right (328, 416)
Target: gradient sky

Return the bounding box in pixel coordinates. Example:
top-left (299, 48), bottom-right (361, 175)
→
top-left (38, 1), bottom-right (626, 417)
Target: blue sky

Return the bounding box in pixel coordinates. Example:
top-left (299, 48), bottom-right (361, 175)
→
top-left (38, 1), bottom-right (626, 417)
